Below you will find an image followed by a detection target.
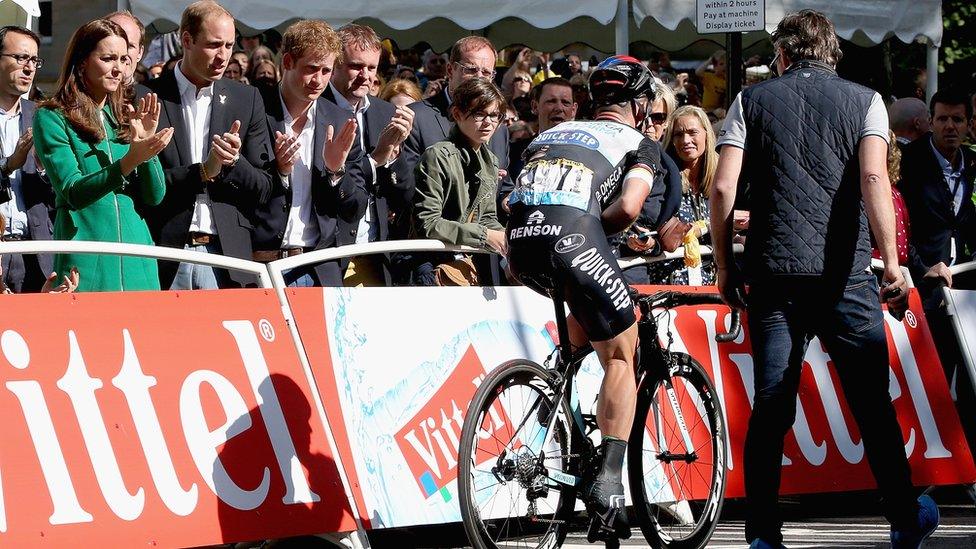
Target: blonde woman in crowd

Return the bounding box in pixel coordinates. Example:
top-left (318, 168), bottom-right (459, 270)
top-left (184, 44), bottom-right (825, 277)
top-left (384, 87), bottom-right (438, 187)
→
top-left (648, 105), bottom-right (718, 285)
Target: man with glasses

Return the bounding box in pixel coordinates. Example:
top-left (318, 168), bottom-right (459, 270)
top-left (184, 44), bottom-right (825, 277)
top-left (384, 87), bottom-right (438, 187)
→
top-left (401, 36), bottom-right (510, 284)
top-left (0, 25), bottom-right (54, 293)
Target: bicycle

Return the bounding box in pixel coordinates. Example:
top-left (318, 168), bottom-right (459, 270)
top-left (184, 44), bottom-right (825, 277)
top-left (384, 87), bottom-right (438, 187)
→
top-left (458, 289), bottom-right (741, 549)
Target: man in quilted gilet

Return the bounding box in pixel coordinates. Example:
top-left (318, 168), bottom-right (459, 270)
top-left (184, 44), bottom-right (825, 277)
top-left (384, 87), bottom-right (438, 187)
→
top-left (709, 9), bottom-right (939, 549)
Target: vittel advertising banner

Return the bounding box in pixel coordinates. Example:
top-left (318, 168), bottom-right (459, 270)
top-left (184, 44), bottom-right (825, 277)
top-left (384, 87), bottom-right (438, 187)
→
top-left (0, 290), bottom-right (357, 547)
top-left (288, 286), bottom-right (976, 530)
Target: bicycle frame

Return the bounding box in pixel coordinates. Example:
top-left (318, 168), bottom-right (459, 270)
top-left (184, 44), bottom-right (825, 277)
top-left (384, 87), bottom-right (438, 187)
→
top-left (533, 290), bottom-right (740, 491)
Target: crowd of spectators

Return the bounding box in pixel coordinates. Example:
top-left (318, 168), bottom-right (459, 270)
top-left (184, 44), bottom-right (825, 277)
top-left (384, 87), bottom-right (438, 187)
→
top-left (0, 0), bottom-right (974, 297)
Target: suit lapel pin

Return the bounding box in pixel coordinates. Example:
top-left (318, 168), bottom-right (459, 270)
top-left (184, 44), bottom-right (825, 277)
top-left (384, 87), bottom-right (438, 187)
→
top-left (219, 94), bottom-right (226, 105)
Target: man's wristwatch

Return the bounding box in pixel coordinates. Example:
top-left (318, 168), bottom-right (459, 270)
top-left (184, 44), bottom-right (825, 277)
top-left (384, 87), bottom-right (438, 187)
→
top-left (325, 166), bottom-right (346, 180)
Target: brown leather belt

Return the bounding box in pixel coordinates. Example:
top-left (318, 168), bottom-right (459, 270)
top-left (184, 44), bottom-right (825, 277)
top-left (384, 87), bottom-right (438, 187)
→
top-left (252, 248), bottom-right (305, 262)
top-left (187, 232), bottom-right (213, 246)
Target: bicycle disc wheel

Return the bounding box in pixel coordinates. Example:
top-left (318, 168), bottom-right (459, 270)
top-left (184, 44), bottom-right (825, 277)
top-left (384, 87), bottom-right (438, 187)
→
top-left (458, 359), bottom-right (580, 549)
top-left (628, 352), bottom-right (727, 549)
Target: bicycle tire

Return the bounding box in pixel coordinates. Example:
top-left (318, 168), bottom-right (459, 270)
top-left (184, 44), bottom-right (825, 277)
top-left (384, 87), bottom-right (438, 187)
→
top-left (458, 359), bottom-right (581, 549)
top-left (628, 352), bottom-right (727, 549)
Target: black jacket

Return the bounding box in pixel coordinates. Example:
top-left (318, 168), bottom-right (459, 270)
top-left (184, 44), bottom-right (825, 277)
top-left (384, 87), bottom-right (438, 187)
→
top-left (322, 87), bottom-right (414, 284)
top-left (738, 61), bottom-right (876, 284)
top-left (142, 71), bottom-right (274, 287)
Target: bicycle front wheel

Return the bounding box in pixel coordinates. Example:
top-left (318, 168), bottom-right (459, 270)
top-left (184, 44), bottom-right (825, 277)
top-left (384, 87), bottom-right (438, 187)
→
top-left (628, 352), bottom-right (727, 549)
top-left (458, 359), bottom-right (580, 549)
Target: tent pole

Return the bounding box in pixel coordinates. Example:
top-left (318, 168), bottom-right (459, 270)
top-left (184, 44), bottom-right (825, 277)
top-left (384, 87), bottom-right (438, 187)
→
top-left (615, 0), bottom-right (628, 56)
top-left (926, 37), bottom-right (938, 103)
top-left (726, 32), bottom-right (743, 108)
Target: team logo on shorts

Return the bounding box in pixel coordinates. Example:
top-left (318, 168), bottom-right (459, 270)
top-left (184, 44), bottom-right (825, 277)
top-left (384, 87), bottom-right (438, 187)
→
top-left (554, 233), bottom-right (586, 253)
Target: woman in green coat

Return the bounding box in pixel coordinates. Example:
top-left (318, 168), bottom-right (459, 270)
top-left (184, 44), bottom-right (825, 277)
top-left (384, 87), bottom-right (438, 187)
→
top-left (32, 18), bottom-right (173, 292)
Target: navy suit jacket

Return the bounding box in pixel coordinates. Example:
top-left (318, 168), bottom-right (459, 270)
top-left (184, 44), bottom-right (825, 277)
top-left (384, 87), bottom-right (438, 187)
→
top-left (2, 98), bottom-right (54, 277)
top-left (322, 88), bottom-right (415, 285)
top-left (142, 72), bottom-right (274, 287)
top-left (254, 86), bottom-right (368, 285)
top-left (900, 135), bottom-right (976, 289)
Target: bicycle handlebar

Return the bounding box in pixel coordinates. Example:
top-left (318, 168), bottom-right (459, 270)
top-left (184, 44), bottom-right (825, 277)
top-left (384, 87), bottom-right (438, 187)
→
top-left (636, 290), bottom-right (742, 343)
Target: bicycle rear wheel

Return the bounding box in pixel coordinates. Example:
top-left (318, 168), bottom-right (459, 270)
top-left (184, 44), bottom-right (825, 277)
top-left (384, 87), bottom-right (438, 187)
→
top-left (458, 359), bottom-right (580, 549)
top-left (628, 352), bottom-right (727, 549)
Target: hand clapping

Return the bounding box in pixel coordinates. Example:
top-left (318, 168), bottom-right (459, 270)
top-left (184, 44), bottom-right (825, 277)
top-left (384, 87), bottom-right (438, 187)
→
top-left (122, 93), bottom-right (174, 175)
top-left (323, 118), bottom-right (357, 174)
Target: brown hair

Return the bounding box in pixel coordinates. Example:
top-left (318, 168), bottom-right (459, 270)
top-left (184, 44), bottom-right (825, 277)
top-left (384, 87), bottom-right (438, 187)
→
top-left (449, 36), bottom-right (495, 64)
top-left (105, 9), bottom-right (145, 46)
top-left (451, 78), bottom-right (505, 117)
top-left (282, 19), bottom-right (341, 62)
top-left (771, 9), bottom-right (843, 67)
top-left (532, 76), bottom-right (572, 101)
top-left (180, 0), bottom-right (232, 40)
top-left (41, 19), bottom-right (131, 143)
top-left (379, 78), bottom-right (422, 103)
top-left (336, 23), bottom-right (382, 54)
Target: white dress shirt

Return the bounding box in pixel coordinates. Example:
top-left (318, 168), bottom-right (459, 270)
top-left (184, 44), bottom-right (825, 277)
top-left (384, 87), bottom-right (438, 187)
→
top-left (329, 83), bottom-right (379, 245)
top-left (0, 102), bottom-right (29, 237)
top-left (279, 96), bottom-right (320, 248)
top-left (174, 63), bottom-right (218, 235)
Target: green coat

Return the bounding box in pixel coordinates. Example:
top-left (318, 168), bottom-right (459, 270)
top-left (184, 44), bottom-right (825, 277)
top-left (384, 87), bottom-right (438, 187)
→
top-left (412, 125), bottom-right (504, 248)
top-left (33, 105), bottom-right (165, 292)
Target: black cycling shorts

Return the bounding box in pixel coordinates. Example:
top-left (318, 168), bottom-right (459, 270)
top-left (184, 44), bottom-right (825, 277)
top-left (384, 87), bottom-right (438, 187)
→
top-left (507, 205), bottom-right (636, 341)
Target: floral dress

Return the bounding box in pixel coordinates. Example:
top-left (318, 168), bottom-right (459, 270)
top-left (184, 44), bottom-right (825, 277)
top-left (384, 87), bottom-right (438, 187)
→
top-left (647, 190), bottom-right (716, 285)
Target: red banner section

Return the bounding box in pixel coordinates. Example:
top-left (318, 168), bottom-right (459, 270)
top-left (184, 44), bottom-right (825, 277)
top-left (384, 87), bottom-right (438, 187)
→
top-left (0, 290), bottom-right (356, 547)
top-left (641, 286), bottom-right (976, 498)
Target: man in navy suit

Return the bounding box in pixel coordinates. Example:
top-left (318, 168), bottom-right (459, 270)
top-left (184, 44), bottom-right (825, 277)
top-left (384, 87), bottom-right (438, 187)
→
top-left (901, 88), bottom-right (976, 304)
top-left (324, 23), bottom-right (414, 286)
top-left (144, 0), bottom-right (273, 289)
top-left (0, 25), bottom-right (54, 292)
top-left (252, 20), bottom-right (363, 287)
top-left (401, 36), bottom-right (510, 285)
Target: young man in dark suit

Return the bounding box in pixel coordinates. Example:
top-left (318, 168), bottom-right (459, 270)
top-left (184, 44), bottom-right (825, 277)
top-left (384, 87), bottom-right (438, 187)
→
top-left (0, 25), bottom-right (54, 292)
top-left (144, 0), bottom-right (273, 289)
top-left (401, 36), bottom-right (510, 285)
top-left (252, 19), bottom-right (363, 287)
top-left (324, 24), bottom-right (414, 286)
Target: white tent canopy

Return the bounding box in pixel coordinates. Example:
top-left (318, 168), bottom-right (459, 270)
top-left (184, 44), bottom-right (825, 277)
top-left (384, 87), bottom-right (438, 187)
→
top-left (128, 0), bottom-right (942, 99)
top-left (130, 0), bottom-right (942, 51)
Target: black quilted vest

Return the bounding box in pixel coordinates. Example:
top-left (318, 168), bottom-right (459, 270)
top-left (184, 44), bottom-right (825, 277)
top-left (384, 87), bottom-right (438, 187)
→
top-left (739, 61), bottom-right (876, 282)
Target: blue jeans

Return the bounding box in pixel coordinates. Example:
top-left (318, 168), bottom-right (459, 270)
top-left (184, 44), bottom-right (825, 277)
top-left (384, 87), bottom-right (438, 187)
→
top-left (743, 271), bottom-right (917, 544)
top-left (169, 241), bottom-right (227, 290)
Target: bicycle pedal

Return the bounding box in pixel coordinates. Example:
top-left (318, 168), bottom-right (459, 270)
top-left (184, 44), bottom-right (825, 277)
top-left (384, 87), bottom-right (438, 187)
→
top-left (586, 496), bottom-right (631, 543)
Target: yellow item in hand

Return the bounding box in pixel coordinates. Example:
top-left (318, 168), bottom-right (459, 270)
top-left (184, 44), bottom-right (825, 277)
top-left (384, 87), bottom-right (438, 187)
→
top-left (684, 230), bottom-right (700, 268)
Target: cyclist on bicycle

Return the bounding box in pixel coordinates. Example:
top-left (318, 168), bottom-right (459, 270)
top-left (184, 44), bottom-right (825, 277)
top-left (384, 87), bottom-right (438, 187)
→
top-left (506, 55), bottom-right (667, 541)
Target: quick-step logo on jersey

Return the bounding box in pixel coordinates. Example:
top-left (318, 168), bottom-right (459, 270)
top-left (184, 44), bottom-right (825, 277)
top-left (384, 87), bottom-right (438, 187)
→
top-left (570, 247), bottom-right (632, 311)
top-left (533, 129), bottom-right (601, 149)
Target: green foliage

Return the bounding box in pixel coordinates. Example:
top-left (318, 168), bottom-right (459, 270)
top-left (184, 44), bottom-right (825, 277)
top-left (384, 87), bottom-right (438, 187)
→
top-left (941, 0), bottom-right (976, 72)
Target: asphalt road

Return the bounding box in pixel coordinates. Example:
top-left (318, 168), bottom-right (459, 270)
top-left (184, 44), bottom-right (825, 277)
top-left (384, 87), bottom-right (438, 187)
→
top-left (367, 488), bottom-right (976, 548)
